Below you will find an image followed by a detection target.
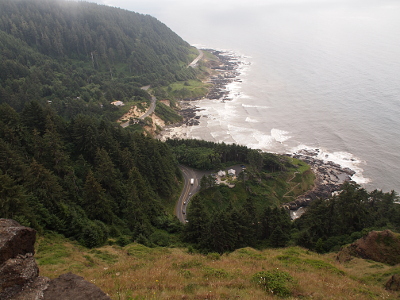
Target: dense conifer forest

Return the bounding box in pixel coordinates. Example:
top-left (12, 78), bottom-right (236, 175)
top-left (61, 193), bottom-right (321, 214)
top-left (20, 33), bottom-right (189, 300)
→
top-left (0, 0), bottom-right (198, 118)
top-left (0, 101), bottom-right (184, 247)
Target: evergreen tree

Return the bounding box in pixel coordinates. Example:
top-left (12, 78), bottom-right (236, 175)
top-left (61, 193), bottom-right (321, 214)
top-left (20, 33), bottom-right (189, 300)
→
top-left (83, 170), bottom-right (113, 223)
top-left (0, 171), bottom-right (28, 219)
top-left (202, 211), bottom-right (236, 254)
top-left (184, 197), bottom-right (209, 245)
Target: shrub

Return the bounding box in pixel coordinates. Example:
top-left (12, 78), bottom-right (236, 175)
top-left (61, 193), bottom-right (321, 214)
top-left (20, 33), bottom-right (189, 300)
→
top-left (203, 267), bottom-right (229, 279)
top-left (116, 235), bottom-right (132, 247)
top-left (206, 252), bottom-right (221, 260)
top-left (80, 220), bottom-right (108, 248)
top-left (149, 230), bottom-right (170, 247)
top-left (251, 270), bottom-right (294, 297)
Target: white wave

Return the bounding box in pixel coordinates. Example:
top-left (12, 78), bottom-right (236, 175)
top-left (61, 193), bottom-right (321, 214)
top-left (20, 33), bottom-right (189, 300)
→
top-left (271, 128), bottom-right (292, 143)
top-left (250, 132), bottom-right (275, 149)
top-left (242, 104), bottom-right (270, 109)
top-left (226, 125), bottom-right (265, 147)
top-left (245, 117), bottom-right (259, 123)
top-left (239, 94), bottom-right (251, 99)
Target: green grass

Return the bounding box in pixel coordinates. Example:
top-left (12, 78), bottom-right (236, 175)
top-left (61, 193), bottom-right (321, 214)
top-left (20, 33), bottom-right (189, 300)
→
top-left (154, 101), bottom-right (182, 124)
top-left (90, 249), bottom-right (119, 264)
top-left (125, 243), bottom-right (170, 259)
top-left (36, 232), bottom-right (72, 265)
top-left (161, 79), bottom-right (211, 100)
top-left (235, 248), bottom-right (266, 260)
top-left (251, 270), bottom-right (296, 298)
top-left (303, 259), bottom-right (345, 275)
top-left (203, 267), bottom-right (230, 279)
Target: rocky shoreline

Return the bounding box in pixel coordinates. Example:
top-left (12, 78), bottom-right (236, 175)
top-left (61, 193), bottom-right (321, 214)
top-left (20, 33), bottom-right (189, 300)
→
top-left (284, 148), bottom-right (356, 217)
top-left (157, 49), bottom-right (246, 140)
top-left (204, 49), bottom-right (243, 101)
top-left (157, 49), bottom-right (357, 215)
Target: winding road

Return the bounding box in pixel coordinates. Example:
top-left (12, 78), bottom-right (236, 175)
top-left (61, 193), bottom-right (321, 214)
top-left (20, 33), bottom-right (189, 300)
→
top-left (121, 48), bottom-right (203, 128)
top-left (176, 165), bottom-right (206, 223)
top-left (176, 165), bottom-right (244, 223)
top-left (120, 94), bottom-right (156, 128)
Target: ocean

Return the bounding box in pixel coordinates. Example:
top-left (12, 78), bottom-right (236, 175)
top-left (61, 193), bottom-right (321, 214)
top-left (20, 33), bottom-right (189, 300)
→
top-left (153, 0), bottom-right (400, 193)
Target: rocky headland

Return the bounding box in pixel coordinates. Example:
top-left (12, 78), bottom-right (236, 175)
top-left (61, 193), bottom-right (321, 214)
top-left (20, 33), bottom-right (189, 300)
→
top-left (283, 148), bottom-right (356, 215)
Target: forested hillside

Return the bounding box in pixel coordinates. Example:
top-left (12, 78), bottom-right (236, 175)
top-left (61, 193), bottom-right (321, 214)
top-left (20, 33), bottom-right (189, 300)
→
top-left (0, 102), bottom-right (183, 247)
top-left (0, 0), bottom-right (198, 118)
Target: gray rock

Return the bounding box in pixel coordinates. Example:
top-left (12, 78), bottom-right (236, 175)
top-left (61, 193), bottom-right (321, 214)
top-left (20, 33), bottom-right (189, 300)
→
top-left (0, 219), bottom-right (111, 300)
top-left (43, 272), bottom-right (111, 300)
top-left (0, 255), bottom-right (38, 289)
top-left (0, 219), bottom-right (36, 264)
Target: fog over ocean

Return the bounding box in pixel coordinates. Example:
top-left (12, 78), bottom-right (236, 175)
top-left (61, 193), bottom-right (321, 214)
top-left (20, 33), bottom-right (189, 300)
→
top-left (94, 0), bottom-right (400, 192)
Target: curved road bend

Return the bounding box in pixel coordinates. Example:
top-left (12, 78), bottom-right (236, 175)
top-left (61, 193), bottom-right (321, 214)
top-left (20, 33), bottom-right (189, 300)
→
top-left (176, 165), bottom-right (197, 223)
top-left (176, 165), bottom-right (210, 223)
top-left (122, 49), bottom-right (203, 128)
top-left (176, 165), bottom-right (244, 223)
top-left (188, 48), bottom-right (204, 68)
top-left (121, 88), bottom-right (156, 128)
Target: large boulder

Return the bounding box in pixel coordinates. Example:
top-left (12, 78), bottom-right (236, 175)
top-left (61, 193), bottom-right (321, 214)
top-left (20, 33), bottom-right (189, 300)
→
top-left (337, 230), bottom-right (400, 265)
top-left (43, 273), bottom-right (111, 300)
top-left (0, 219), bottom-right (111, 300)
top-left (0, 219), bottom-right (36, 264)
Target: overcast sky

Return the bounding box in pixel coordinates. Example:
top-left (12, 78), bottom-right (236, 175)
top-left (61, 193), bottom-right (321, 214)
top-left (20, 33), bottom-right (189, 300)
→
top-left (78, 0), bottom-right (398, 47)
top-left (82, 0), bottom-right (277, 43)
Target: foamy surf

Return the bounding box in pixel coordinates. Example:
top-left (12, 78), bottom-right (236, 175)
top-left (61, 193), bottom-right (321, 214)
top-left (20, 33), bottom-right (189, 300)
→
top-left (226, 124), bottom-right (275, 149)
top-left (290, 145), bottom-right (371, 186)
top-left (242, 104), bottom-right (270, 109)
top-left (245, 117), bottom-right (259, 123)
top-left (271, 128), bottom-right (291, 143)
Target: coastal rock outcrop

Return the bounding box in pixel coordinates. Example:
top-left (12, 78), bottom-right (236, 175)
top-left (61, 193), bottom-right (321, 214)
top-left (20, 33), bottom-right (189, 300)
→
top-left (337, 230), bottom-right (400, 265)
top-left (0, 219), bottom-right (111, 300)
top-left (283, 149), bottom-right (356, 213)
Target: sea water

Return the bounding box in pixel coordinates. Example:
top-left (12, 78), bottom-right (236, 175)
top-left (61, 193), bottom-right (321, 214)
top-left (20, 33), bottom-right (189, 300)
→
top-left (153, 0), bottom-right (400, 192)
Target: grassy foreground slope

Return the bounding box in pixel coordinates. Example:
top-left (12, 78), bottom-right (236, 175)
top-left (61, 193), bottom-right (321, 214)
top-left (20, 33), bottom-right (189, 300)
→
top-left (37, 233), bottom-right (399, 300)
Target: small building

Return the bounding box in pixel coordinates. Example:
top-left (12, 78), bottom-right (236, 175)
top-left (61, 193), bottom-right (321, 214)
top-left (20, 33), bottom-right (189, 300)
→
top-left (228, 169), bottom-right (236, 176)
top-left (111, 101), bottom-right (125, 106)
top-left (217, 170), bottom-right (226, 177)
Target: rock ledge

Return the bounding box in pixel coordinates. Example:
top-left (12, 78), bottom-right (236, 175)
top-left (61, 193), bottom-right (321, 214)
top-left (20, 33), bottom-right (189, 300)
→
top-left (0, 219), bottom-right (111, 300)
